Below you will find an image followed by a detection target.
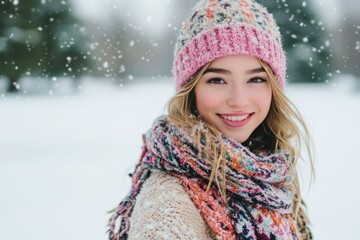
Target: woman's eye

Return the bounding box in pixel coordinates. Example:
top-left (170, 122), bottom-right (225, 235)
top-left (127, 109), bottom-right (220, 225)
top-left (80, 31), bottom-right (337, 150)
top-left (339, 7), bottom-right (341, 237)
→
top-left (248, 77), bottom-right (266, 83)
top-left (207, 78), bottom-right (226, 84)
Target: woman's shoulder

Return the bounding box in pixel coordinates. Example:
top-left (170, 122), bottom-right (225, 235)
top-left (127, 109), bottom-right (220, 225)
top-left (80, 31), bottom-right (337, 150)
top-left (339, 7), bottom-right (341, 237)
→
top-left (128, 169), bottom-right (216, 240)
top-left (132, 169), bottom-right (190, 208)
top-left (143, 169), bottom-right (184, 191)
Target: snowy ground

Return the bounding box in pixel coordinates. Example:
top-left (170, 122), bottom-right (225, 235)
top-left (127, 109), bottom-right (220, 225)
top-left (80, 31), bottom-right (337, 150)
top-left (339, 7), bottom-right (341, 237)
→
top-left (1, 77), bottom-right (359, 240)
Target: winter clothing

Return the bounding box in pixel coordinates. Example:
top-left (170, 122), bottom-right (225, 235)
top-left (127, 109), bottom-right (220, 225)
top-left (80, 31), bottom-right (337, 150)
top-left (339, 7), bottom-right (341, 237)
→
top-left (109, 116), bottom-right (303, 240)
top-left (173, 0), bottom-right (286, 90)
top-left (127, 169), bottom-right (217, 239)
top-left (126, 170), bottom-right (313, 240)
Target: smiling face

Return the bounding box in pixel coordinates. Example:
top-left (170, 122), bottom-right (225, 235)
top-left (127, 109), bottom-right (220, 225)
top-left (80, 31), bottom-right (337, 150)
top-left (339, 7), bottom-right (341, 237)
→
top-left (194, 55), bottom-right (272, 143)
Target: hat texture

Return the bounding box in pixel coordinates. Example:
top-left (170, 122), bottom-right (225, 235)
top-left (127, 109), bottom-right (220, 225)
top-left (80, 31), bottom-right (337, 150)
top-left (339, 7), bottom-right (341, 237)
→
top-left (173, 0), bottom-right (286, 90)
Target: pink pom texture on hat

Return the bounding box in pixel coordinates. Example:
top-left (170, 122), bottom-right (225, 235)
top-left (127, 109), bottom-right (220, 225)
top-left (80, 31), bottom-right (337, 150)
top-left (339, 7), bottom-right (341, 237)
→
top-left (173, 0), bottom-right (286, 91)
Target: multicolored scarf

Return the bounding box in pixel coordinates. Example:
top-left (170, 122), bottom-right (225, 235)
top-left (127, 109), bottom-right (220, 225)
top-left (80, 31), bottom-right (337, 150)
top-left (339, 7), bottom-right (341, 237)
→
top-left (108, 116), bottom-right (301, 240)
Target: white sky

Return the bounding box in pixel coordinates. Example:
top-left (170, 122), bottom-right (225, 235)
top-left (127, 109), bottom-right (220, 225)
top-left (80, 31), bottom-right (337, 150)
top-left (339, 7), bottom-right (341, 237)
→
top-left (72, 0), bottom-right (343, 27)
top-left (310, 0), bottom-right (341, 27)
top-left (72, 0), bottom-right (175, 35)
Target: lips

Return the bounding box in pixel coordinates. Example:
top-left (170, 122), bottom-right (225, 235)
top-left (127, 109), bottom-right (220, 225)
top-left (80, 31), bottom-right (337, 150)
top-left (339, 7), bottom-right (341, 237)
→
top-left (217, 113), bottom-right (253, 127)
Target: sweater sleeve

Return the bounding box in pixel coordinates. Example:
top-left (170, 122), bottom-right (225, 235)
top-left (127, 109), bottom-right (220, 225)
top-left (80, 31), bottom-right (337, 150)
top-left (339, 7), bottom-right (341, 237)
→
top-left (128, 170), bottom-right (216, 240)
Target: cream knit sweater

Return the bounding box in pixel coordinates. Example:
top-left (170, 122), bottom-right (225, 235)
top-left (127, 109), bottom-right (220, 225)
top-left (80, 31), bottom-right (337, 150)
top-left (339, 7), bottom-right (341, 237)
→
top-left (127, 170), bottom-right (312, 239)
top-left (128, 170), bottom-right (217, 240)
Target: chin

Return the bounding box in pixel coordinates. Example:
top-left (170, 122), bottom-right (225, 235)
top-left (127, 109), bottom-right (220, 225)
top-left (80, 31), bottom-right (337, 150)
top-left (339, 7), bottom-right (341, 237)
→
top-left (228, 134), bottom-right (250, 144)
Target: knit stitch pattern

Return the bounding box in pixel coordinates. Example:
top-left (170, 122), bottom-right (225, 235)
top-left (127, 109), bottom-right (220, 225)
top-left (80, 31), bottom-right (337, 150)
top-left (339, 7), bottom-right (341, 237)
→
top-left (108, 116), bottom-right (301, 240)
top-left (128, 170), bottom-right (217, 239)
top-left (173, 0), bottom-right (286, 90)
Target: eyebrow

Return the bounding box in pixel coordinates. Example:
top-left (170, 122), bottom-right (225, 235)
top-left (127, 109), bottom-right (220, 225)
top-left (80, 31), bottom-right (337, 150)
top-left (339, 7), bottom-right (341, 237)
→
top-left (203, 67), bottom-right (266, 75)
top-left (247, 67), bottom-right (266, 74)
top-left (204, 68), bottom-right (231, 75)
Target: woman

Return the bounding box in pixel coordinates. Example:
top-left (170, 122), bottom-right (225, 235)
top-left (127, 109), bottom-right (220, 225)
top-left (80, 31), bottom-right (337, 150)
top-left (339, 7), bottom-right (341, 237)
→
top-left (109, 0), bottom-right (314, 239)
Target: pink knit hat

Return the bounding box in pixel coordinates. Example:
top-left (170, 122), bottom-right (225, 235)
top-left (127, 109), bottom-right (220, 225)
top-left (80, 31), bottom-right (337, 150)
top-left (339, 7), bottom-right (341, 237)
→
top-left (173, 0), bottom-right (286, 91)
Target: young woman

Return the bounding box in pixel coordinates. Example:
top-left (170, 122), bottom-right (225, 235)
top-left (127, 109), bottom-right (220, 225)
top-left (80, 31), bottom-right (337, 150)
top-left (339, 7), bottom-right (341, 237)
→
top-left (109, 0), bottom-right (314, 239)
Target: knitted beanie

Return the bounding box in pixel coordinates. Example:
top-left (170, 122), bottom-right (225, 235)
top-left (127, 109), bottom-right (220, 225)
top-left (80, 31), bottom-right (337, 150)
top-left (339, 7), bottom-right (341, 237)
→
top-left (173, 0), bottom-right (286, 91)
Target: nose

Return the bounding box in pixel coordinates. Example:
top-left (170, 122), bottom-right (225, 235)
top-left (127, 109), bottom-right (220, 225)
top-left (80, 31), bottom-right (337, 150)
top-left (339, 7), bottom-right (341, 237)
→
top-left (226, 84), bottom-right (250, 108)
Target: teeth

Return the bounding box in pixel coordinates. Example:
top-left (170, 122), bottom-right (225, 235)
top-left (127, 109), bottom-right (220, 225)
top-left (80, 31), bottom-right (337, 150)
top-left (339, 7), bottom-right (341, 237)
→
top-left (221, 114), bottom-right (249, 121)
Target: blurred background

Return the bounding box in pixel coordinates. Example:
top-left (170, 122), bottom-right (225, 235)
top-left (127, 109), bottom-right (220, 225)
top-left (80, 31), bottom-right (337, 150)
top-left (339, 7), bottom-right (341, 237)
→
top-left (0, 0), bottom-right (359, 239)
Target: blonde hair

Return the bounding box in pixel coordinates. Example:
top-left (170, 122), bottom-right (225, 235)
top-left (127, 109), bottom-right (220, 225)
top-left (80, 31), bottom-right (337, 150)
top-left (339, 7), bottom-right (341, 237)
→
top-left (166, 59), bottom-right (314, 222)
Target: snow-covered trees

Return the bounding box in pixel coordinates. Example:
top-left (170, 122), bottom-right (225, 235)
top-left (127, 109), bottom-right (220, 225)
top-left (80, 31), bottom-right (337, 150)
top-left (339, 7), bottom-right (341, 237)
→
top-left (259, 0), bottom-right (334, 83)
top-left (0, 0), bottom-right (90, 92)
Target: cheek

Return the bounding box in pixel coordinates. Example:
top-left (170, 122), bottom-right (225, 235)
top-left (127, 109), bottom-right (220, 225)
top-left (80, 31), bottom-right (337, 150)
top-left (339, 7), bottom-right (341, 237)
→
top-left (257, 89), bottom-right (272, 113)
top-left (195, 87), bottom-right (221, 113)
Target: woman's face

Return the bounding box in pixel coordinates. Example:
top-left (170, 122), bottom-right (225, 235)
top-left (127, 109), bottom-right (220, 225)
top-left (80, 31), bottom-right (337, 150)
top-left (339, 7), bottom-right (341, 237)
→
top-left (194, 55), bottom-right (272, 143)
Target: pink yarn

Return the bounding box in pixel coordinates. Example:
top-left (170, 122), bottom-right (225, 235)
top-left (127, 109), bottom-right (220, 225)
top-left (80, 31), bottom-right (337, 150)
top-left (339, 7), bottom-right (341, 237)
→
top-left (173, 24), bottom-right (286, 91)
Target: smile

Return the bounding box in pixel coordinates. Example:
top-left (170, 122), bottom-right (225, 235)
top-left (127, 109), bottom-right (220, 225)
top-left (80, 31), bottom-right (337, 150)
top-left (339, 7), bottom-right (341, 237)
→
top-left (217, 113), bottom-right (253, 127)
top-left (219, 114), bottom-right (250, 121)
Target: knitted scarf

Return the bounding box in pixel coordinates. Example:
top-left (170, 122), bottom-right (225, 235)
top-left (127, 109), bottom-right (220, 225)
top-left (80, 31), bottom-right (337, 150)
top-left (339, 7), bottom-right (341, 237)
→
top-left (108, 116), bottom-right (301, 240)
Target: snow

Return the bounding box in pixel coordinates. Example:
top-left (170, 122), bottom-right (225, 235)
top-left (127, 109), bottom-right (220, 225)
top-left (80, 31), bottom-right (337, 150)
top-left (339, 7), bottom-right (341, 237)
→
top-left (1, 77), bottom-right (360, 239)
top-left (72, 0), bottom-right (174, 36)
